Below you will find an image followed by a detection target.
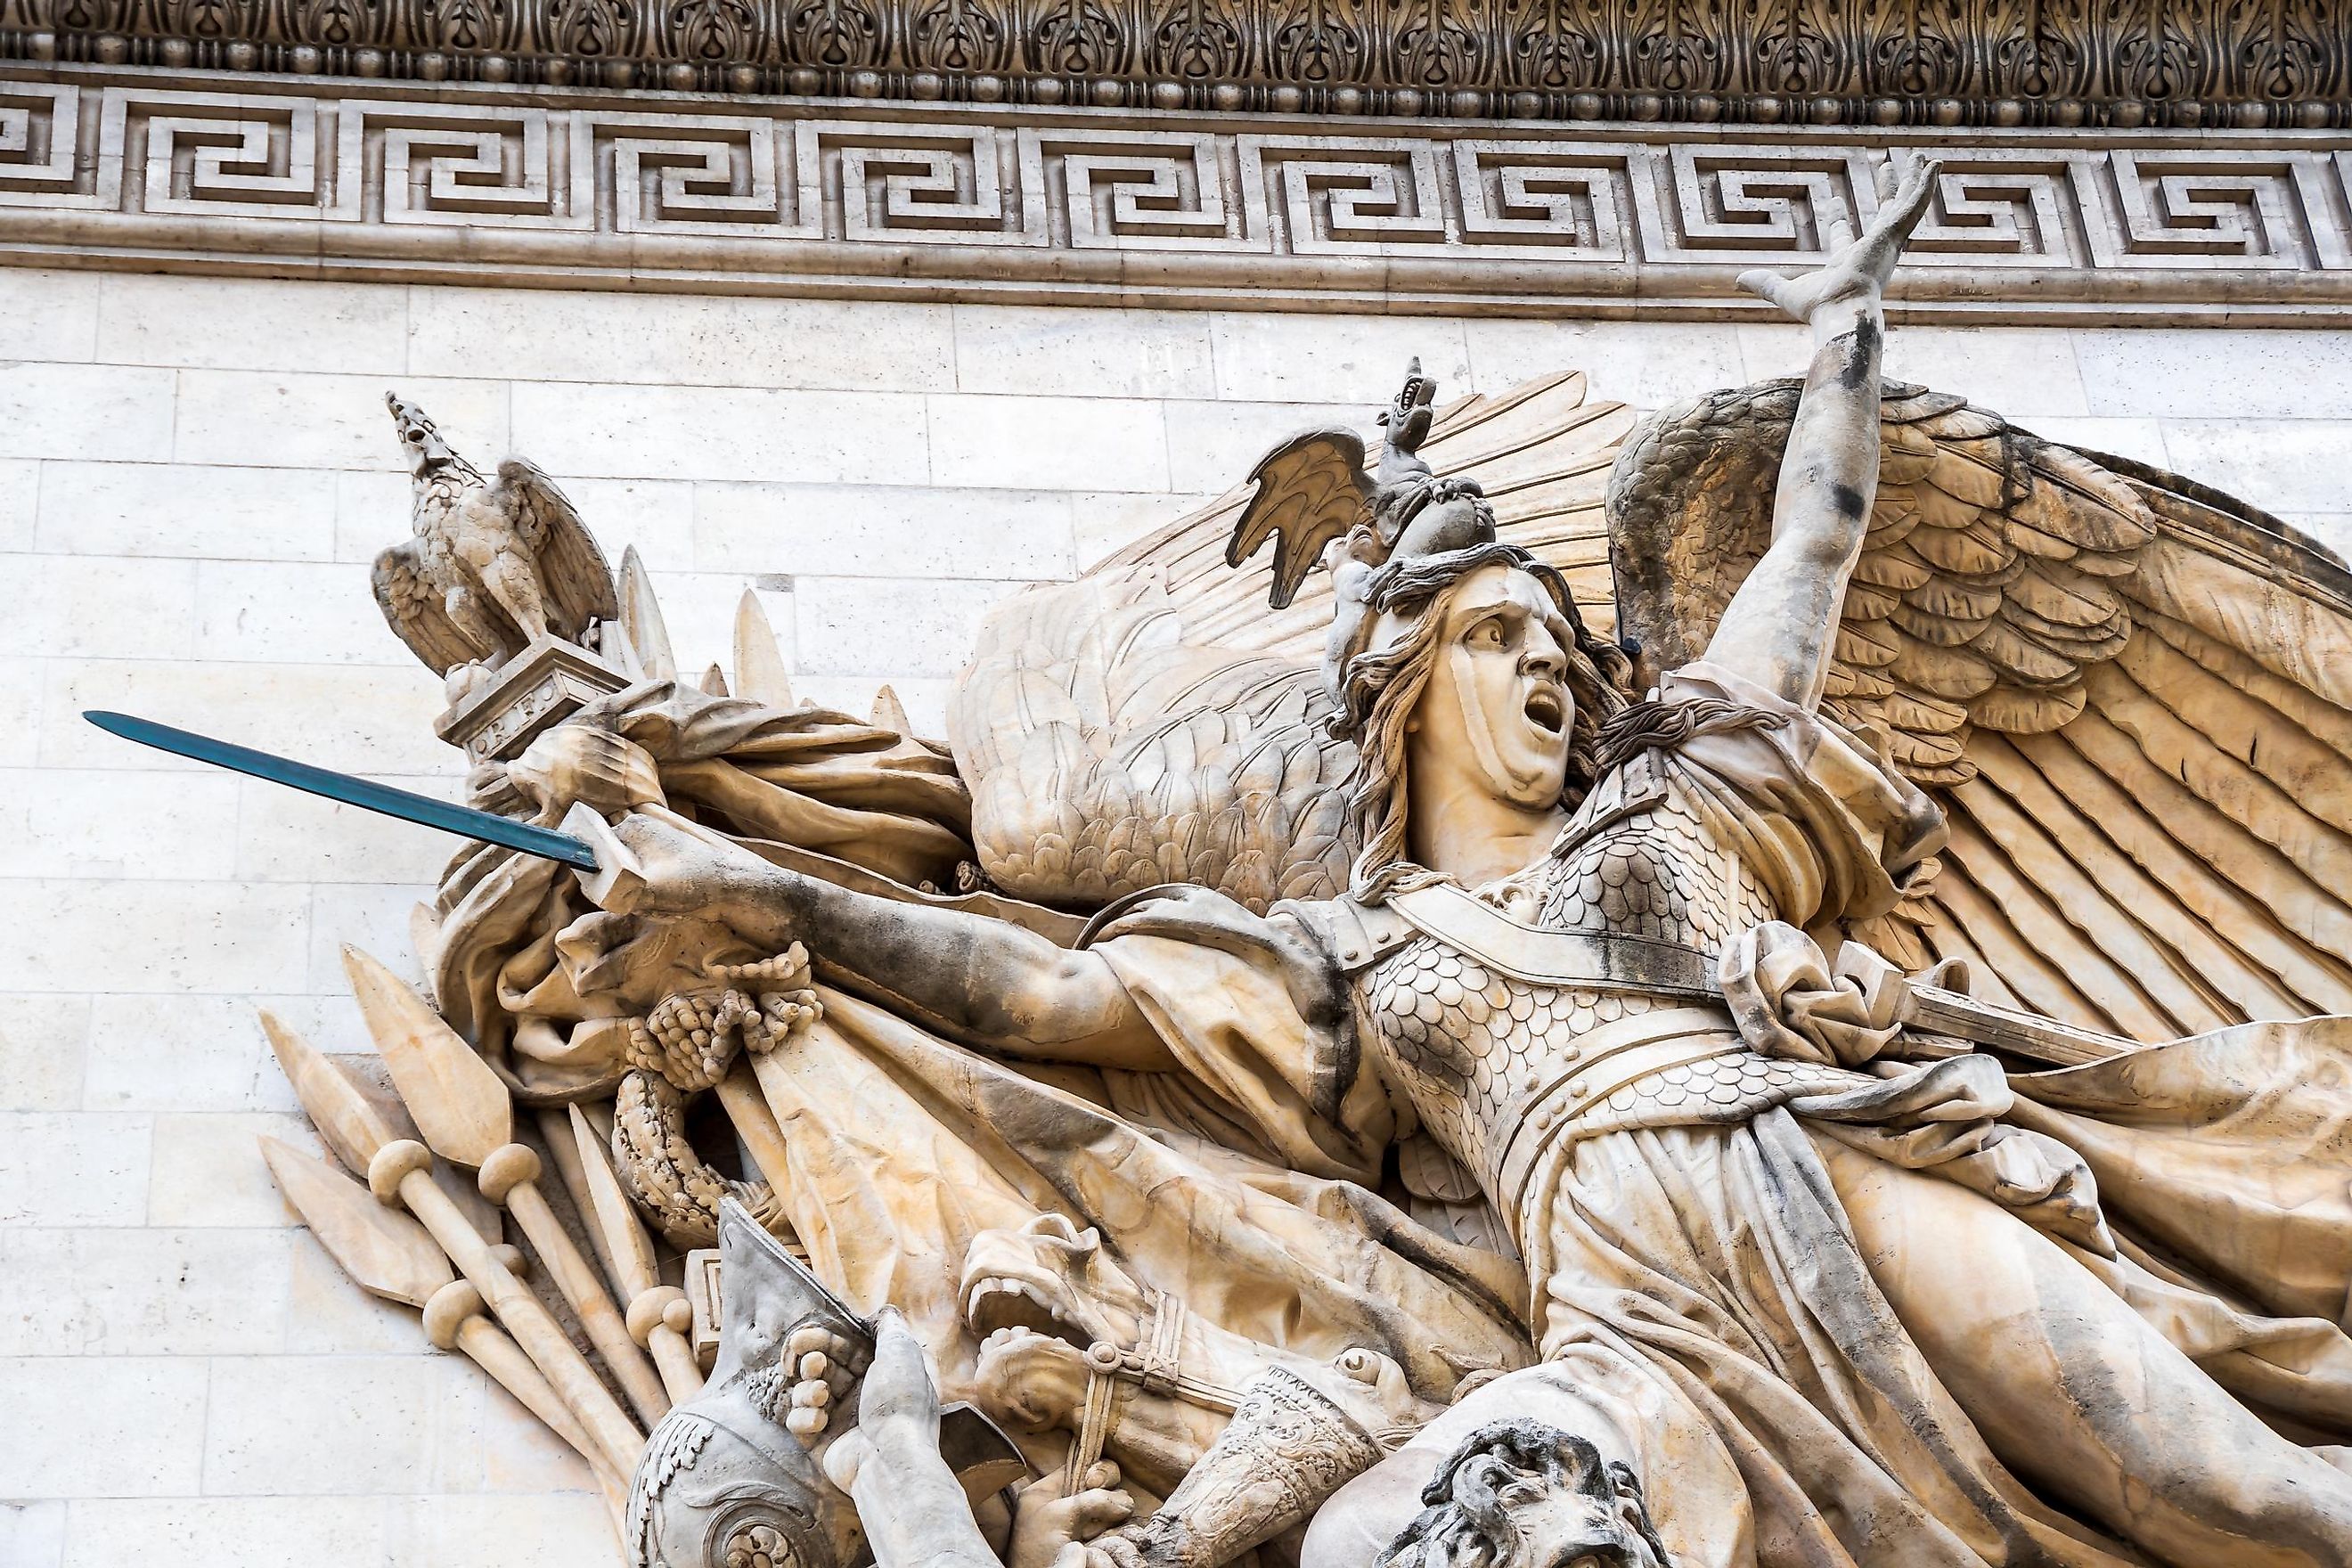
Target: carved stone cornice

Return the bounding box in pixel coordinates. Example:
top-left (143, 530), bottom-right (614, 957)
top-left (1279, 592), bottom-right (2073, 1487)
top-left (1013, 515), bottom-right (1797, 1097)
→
top-left (4, 64), bottom-right (2351, 322)
top-left (0, 1), bottom-right (2344, 129)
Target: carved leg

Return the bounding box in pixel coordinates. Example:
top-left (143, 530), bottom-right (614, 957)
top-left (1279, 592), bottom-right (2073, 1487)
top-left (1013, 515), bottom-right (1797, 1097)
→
top-left (479, 546), bottom-right (552, 643)
top-left (821, 1310), bottom-right (1005, 1568)
top-left (972, 1325), bottom-right (1228, 1496)
top-left (1823, 1136), bottom-right (2352, 1568)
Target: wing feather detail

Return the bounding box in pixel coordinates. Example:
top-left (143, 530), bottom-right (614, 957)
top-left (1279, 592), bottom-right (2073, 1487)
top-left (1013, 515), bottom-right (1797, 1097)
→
top-left (1611, 381), bottom-right (2352, 1047)
top-left (372, 540), bottom-right (484, 674)
top-left (951, 372), bottom-right (1635, 911)
top-left (489, 458), bottom-right (620, 641)
top-left (960, 356), bottom-right (2352, 1065)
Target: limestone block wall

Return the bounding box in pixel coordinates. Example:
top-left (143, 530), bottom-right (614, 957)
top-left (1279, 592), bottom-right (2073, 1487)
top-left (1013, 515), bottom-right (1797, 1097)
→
top-left (4, 264), bottom-right (2352, 1566)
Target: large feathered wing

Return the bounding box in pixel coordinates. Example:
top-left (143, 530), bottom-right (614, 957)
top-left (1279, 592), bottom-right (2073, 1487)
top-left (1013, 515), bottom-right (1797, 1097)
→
top-left (490, 458), bottom-right (620, 640)
top-left (950, 372), bottom-right (1639, 911)
top-left (1609, 383), bottom-right (2352, 1041)
top-left (372, 540), bottom-right (486, 674)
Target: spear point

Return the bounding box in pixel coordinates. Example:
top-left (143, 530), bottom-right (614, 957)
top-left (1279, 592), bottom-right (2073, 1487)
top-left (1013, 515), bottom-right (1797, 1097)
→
top-left (342, 943), bottom-right (513, 1168)
top-left (260, 1009), bottom-right (396, 1172)
top-left (568, 1103), bottom-right (659, 1299)
top-left (261, 1135), bottom-right (453, 1306)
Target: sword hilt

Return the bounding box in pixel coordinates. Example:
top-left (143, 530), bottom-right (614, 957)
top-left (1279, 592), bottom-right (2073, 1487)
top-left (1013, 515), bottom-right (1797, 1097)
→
top-left (563, 803), bottom-right (647, 914)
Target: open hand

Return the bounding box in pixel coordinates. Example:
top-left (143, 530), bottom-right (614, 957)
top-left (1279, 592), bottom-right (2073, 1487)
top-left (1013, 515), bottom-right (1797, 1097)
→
top-left (1739, 157), bottom-right (1941, 341)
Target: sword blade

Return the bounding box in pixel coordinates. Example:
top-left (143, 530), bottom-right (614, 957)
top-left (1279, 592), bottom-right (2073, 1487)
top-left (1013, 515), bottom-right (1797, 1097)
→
top-left (82, 710), bottom-right (601, 872)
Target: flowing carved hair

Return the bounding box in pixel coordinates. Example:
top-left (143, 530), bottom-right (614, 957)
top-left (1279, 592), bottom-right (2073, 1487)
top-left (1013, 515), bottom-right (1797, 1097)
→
top-left (1377, 1418), bottom-right (1672, 1568)
top-left (1333, 543), bottom-right (1631, 897)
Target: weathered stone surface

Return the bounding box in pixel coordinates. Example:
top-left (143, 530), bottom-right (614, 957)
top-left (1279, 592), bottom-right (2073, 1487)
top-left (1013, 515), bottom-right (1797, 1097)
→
top-left (0, 363), bottom-right (176, 463)
top-left (0, 1227), bottom-right (296, 1356)
top-left (927, 394), bottom-right (1172, 493)
top-left (0, 996), bottom-right (90, 1114)
top-left (38, 462), bottom-right (339, 563)
top-left (412, 290), bottom-right (959, 395)
top-left (175, 372), bottom-right (510, 472)
top-left (100, 276), bottom-right (410, 377)
top-left (0, 1356), bottom-right (210, 1496)
top-left (0, 1113), bottom-right (154, 1227)
top-left (511, 382), bottom-right (932, 486)
top-left (695, 482), bottom-right (1078, 581)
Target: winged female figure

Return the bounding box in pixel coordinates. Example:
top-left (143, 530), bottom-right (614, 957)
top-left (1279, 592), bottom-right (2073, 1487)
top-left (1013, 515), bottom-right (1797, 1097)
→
top-left (452, 157), bottom-right (2352, 1568)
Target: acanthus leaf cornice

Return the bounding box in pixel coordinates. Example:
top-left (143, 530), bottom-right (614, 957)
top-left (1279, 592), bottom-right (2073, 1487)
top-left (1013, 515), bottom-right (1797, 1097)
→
top-left (0, 0), bottom-right (2344, 129)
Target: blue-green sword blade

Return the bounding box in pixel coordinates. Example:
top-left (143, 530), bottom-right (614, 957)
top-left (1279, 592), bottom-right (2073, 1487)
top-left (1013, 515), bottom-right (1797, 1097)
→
top-left (82, 710), bottom-right (601, 872)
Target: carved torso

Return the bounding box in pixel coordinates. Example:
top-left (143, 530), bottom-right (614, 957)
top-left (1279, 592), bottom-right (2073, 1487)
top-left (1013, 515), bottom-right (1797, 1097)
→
top-left (1519, 776), bottom-right (1768, 947)
top-left (1354, 771), bottom-right (1861, 1213)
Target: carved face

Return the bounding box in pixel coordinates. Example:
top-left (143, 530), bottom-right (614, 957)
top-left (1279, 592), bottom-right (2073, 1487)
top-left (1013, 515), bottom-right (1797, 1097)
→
top-left (960, 1213), bottom-right (1145, 1352)
top-left (1409, 563), bottom-right (1576, 810)
top-left (1464, 1458), bottom-right (1669, 1568)
top-left (1381, 1423), bottom-right (1671, 1568)
top-left (960, 1213), bottom-right (1146, 1431)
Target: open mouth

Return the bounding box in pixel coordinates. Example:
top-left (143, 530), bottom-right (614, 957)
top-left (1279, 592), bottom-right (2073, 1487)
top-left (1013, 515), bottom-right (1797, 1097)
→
top-left (1523, 686), bottom-right (1566, 737)
top-left (961, 1274), bottom-right (1090, 1349)
top-left (977, 1323), bottom-right (1082, 1360)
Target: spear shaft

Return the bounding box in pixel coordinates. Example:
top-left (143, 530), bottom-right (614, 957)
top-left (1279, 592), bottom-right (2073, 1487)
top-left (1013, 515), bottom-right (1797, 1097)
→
top-left (261, 1012), bottom-right (644, 1475)
top-left (342, 945), bottom-right (673, 1426)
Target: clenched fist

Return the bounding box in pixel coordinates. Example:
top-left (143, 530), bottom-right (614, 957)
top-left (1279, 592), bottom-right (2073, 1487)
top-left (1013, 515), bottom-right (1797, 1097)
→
top-left (1009, 1462), bottom-right (1134, 1568)
top-left (508, 724), bottom-right (665, 822)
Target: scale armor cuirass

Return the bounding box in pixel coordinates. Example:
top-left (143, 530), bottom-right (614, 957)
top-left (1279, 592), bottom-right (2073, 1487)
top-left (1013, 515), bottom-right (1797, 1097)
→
top-left (1359, 777), bottom-right (1865, 1213)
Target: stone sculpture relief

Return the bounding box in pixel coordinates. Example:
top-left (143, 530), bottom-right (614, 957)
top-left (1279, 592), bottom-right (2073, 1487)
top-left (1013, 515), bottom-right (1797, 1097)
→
top-left (208, 146), bottom-right (2352, 1568)
top-left (13, 0), bottom-right (2347, 127)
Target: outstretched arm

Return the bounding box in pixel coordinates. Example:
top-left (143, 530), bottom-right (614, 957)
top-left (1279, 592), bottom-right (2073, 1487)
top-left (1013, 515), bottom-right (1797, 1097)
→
top-left (1702, 158), bottom-right (1941, 711)
top-left (579, 810), bottom-right (1176, 1072)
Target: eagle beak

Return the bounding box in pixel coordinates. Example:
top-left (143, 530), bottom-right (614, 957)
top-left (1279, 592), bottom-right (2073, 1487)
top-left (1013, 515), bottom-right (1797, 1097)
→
top-left (385, 393), bottom-right (453, 475)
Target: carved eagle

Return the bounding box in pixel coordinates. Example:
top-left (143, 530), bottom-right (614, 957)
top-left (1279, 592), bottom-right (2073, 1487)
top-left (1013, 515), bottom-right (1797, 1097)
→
top-left (372, 393), bottom-right (619, 676)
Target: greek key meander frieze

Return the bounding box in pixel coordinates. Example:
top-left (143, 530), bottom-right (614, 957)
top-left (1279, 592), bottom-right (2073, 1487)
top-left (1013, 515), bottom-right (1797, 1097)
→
top-left (5, 71), bottom-right (2352, 315)
top-left (1, 0), bottom-right (2345, 130)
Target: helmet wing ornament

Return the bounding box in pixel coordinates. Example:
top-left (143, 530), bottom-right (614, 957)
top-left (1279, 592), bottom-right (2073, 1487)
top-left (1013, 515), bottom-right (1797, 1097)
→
top-left (1226, 426), bottom-right (1375, 610)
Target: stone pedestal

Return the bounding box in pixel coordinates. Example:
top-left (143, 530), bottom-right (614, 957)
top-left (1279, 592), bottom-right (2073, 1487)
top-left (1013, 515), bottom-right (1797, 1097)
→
top-left (434, 639), bottom-right (632, 764)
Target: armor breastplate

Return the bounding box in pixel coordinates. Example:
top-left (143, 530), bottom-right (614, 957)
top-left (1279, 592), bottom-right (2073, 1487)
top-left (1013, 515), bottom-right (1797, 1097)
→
top-left (1344, 772), bottom-right (1866, 1224)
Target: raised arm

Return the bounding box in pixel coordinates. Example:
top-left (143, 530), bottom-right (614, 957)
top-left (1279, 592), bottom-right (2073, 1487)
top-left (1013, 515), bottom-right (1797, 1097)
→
top-left (582, 810), bottom-right (1176, 1072)
top-left (1702, 158), bottom-right (1941, 711)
